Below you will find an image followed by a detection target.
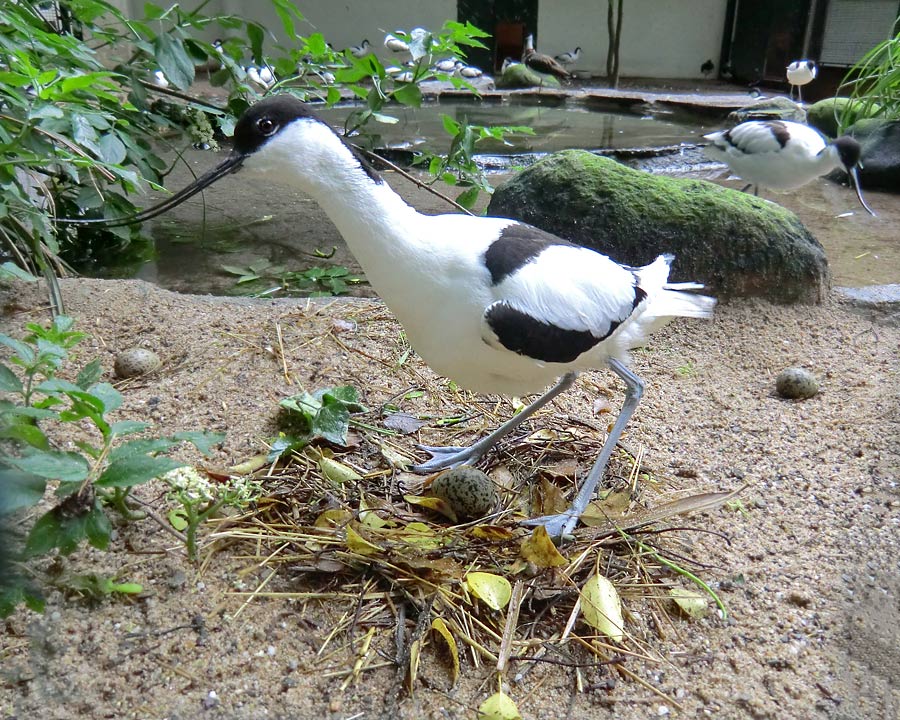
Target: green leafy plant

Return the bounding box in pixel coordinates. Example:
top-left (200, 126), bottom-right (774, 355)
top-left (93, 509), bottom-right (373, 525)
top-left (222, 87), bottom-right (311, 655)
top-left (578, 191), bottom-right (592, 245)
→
top-left (419, 115), bottom-right (535, 209)
top-left (836, 17), bottom-right (900, 132)
top-left (270, 386), bottom-right (367, 461)
top-left (164, 466), bottom-right (261, 562)
top-left (222, 259), bottom-right (366, 297)
top-left (0, 315), bottom-right (223, 616)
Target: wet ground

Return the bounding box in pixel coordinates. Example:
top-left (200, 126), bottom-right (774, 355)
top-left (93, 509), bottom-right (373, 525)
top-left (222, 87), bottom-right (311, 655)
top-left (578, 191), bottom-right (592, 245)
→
top-left (81, 79), bottom-right (899, 295)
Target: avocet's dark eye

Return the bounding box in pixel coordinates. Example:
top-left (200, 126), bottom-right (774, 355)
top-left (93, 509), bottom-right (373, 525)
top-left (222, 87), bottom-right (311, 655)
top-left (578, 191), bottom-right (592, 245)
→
top-left (257, 117), bottom-right (277, 136)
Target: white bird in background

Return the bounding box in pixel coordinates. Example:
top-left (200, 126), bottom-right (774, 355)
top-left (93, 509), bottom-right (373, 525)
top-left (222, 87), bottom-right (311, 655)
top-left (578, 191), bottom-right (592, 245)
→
top-left (700, 59), bottom-right (715, 77)
top-left (455, 61), bottom-right (483, 79)
top-left (703, 119), bottom-right (875, 215)
top-left (787, 60), bottom-right (819, 103)
top-left (554, 46), bottom-right (581, 67)
top-left (434, 57), bottom-right (458, 73)
top-left (786, 60), bottom-right (817, 103)
top-left (384, 33), bottom-right (409, 53)
top-left (68, 95), bottom-right (715, 538)
top-left (349, 39), bottom-right (371, 58)
top-left (151, 70), bottom-right (169, 88)
top-left (246, 65), bottom-right (275, 90)
top-left (501, 57), bottom-right (520, 73)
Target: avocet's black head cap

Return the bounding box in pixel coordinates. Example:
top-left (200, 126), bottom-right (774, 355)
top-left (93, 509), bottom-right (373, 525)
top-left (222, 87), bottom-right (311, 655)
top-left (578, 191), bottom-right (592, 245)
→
top-left (232, 94), bottom-right (315, 155)
top-left (832, 135), bottom-right (876, 216)
top-left (833, 135), bottom-right (862, 170)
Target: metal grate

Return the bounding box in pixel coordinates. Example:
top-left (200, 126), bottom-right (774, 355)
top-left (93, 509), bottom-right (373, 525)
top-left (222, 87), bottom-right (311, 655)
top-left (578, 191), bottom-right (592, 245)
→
top-left (820, 0), bottom-right (898, 66)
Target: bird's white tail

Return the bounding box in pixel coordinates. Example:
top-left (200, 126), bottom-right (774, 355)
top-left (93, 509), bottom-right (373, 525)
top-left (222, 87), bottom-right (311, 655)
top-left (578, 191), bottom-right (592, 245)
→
top-left (619, 255), bottom-right (715, 350)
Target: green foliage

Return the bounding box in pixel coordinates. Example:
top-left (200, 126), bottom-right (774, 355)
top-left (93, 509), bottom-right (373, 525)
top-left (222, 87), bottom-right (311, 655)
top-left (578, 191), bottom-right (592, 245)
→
top-left (1, 2), bottom-right (523, 295)
top-left (420, 115), bottom-right (535, 209)
top-left (222, 259), bottom-right (366, 297)
top-left (0, 316), bottom-right (223, 617)
top-left (837, 18), bottom-right (900, 132)
top-left (272, 386), bottom-right (367, 460)
top-left (163, 466), bottom-right (262, 562)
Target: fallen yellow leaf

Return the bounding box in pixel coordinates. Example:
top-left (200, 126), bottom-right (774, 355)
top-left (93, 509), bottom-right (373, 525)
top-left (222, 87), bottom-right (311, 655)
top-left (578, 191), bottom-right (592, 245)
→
top-left (477, 691), bottom-right (522, 720)
top-left (580, 573), bottom-right (625, 642)
top-left (466, 572), bottom-right (512, 611)
top-left (345, 524), bottom-right (380, 556)
top-left (430, 617), bottom-right (460, 684)
top-left (520, 526), bottom-right (568, 568)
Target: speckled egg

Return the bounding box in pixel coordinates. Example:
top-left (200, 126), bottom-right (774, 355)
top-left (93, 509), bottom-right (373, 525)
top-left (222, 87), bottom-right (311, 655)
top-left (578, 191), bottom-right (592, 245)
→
top-left (431, 466), bottom-right (497, 519)
top-left (775, 367), bottom-right (819, 399)
top-left (114, 348), bottom-right (161, 378)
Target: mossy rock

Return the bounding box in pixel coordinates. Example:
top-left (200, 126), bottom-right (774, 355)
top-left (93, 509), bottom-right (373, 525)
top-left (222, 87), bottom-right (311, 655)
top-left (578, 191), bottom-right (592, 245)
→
top-left (487, 150), bottom-right (829, 304)
top-left (807, 97), bottom-right (883, 138)
top-left (727, 97), bottom-right (807, 124)
top-left (495, 62), bottom-right (560, 89)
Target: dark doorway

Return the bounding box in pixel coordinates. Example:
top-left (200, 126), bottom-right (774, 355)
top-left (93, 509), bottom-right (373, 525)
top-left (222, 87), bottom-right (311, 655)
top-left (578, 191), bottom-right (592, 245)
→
top-left (457, 0), bottom-right (539, 72)
top-left (727, 0), bottom-right (810, 85)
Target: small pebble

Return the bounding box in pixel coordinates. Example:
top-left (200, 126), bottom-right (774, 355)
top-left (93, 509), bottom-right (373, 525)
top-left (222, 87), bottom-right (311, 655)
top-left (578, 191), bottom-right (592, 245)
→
top-left (775, 367), bottom-right (819, 399)
top-left (431, 466), bottom-right (497, 519)
top-left (114, 347), bottom-right (161, 378)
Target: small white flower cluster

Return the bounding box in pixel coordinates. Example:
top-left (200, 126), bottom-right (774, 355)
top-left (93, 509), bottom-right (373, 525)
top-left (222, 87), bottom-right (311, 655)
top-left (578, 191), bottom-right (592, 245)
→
top-left (163, 466), bottom-right (263, 506)
top-left (163, 466), bottom-right (215, 502)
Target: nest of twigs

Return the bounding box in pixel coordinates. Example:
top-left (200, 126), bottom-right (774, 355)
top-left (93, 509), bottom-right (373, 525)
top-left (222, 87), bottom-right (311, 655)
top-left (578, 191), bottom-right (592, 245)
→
top-left (200, 380), bottom-right (741, 710)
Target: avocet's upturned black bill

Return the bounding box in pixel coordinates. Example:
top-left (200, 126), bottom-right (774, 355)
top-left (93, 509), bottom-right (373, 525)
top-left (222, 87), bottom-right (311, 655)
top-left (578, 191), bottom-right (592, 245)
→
top-left (703, 119), bottom-right (876, 216)
top-left (59, 94), bottom-right (715, 538)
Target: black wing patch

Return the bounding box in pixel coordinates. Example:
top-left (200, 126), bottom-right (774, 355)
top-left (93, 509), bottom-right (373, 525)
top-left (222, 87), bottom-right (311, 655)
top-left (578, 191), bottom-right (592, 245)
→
top-left (483, 224), bottom-right (575, 286)
top-left (764, 120), bottom-right (791, 148)
top-left (485, 303), bottom-right (609, 364)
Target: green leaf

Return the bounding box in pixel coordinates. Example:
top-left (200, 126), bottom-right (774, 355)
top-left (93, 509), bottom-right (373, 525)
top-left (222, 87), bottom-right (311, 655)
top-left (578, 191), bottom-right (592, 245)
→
top-left (108, 437), bottom-right (178, 461)
top-left (154, 33), bottom-right (195, 90)
top-left (169, 430), bottom-right (225, 455)
top-left (270, 0), bottom-right (304, 40)
top-left (0, 262), bottom-right (39, 282)
top-left (247, 23), bottom-right (264, 64)
top-left (312, 402), bottom-right (351, 446)
top-left (109, 420), bottom-right (150, 437)
top-left (0, 335), bottom-right (35, 365)
top-left (0, 421), bottom-right (50, 450)
top-left (87, 383), bottom-right (122, 413)
top-left (98, 132), bottom-right (127, 165)
top-left (456, 185), bottom-right (481, 209)
top-left (4, 450), bottom-right (90, 482)
top-left (85, 505), bottom-right (112, 550)
top-left (25, 509), bottom-right (67, 556)
top-left (0, 582), bottom-right (45, 619)
top-left (0, 365), bottom-right (22, 393)
top-left (168, 506), bottom-right (188, 531)
top-left (0, 469), bottom-right (47, 515)
top-left (95, 454), bottom-right (184, 488)
top-left (393, 82), bottom-right (422, 108)
top-left (321, 385), bottom-right (366, 412)
top-left (76, 359), bottom-right (103, 390)
top-left (35, 378), bottom-right (82, 395)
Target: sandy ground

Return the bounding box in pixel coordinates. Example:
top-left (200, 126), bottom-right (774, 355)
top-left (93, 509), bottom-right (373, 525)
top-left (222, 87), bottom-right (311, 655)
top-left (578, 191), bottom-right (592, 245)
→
top-left (1, 269), bottom-right (898, 720)
top-left (2, 89), bottom-right (899, 718)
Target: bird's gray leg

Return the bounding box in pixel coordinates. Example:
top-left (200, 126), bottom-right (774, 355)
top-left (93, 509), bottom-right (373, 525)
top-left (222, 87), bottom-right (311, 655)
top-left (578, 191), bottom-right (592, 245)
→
top-left (522, 358), bottom-right (644, 539)
top-left (412, 372), bottom-right (578, 473)
top-left (798, 86), bottom-right (803, 104)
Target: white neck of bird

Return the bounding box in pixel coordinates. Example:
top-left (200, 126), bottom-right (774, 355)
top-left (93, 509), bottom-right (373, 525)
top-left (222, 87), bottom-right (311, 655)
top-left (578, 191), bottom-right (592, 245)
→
top-left (246, 120), bottom-right (424, 278)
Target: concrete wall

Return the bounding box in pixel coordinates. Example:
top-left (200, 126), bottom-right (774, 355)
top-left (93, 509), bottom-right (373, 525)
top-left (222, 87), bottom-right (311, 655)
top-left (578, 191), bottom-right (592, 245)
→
top-left (536, 0), bottom-right (729, 78)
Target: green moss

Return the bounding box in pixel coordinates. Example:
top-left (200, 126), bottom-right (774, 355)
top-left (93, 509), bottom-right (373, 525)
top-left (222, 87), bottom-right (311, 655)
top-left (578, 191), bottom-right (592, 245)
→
top-left (495, 62), bottom-right (560, 89)
top-left (807, 97), bottom-right (883, 137)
